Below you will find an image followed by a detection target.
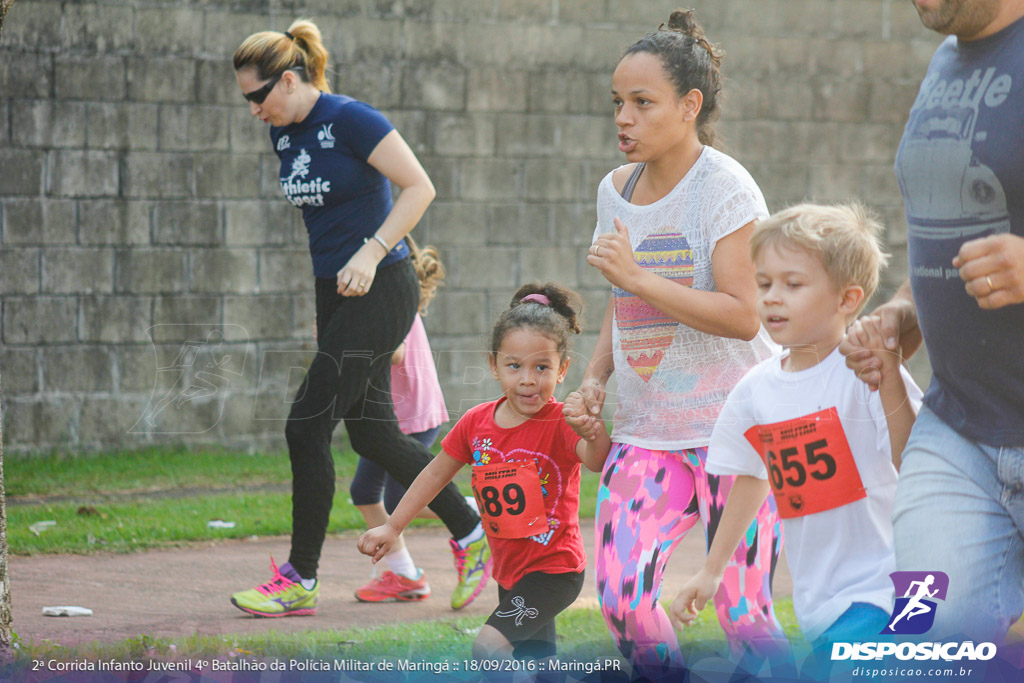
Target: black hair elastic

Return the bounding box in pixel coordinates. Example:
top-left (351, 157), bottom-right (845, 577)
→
top-left (284, 31), bottom-right (295, 40)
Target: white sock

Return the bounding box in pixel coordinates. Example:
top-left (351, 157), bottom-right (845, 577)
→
top-left (300, 577), bottom-right (316, 590)
top-left (465, 494), bottom-right (479, 515)
top-left (383, 547), bottom-right (418, 579)
top-left (456, 523), bottom-right (484, 550)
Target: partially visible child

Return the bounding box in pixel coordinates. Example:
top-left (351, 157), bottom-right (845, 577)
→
top-left (358, 283), bottom-right (612, 661)
top-left (349, 238), bottom-right (451, 603)
top-left (670, 204), bottom-right (922, 668)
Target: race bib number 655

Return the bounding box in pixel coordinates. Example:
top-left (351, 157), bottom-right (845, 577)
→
top-left (471, 461), bottom-right (547, 538)
top-left (743, 407), bottom-right (865, 518)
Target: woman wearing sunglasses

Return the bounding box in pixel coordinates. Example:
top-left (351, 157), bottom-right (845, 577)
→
top-left (229, 19), bottom-right (491, 617)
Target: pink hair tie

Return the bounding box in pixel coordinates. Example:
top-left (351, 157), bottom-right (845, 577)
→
top-left (521, 293), bottom-right (550, 306)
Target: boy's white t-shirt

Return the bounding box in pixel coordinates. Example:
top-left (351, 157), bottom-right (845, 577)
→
top-left (706, 347), bottom-right (923, 640)
top-left (593, 146), bottom-right (778, 450)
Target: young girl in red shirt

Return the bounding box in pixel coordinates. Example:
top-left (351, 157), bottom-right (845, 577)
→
top-left (358, 282), bottom-right (611, 661)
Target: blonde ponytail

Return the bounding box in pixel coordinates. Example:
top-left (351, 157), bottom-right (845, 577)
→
top-left (233, 18), bottom-right (331, 93)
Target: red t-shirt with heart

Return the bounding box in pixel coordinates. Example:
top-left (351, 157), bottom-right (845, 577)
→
top-left (442, 397), bottom-right (585, 589)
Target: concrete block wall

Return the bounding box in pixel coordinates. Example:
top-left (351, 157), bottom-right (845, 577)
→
top-left (0, 0), bottom-right (939, 454)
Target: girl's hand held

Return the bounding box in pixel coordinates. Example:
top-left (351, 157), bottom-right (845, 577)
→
top-left (669, 568), bottom-right (721, 630)
top-left (357, 524), bottom-right (398, 563)
top-left (564, 391), bottom-right (601, 442)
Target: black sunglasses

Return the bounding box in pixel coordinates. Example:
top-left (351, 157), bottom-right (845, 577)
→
top-left (243, 70), bottom-right (286, 105)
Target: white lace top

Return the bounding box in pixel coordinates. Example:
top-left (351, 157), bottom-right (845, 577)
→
top-left (593, 146), bottom-right (779, 450)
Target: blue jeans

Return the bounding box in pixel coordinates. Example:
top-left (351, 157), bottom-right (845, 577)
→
top-left (892, 405), bottom-right (1024, 643)
top-left (817, 603), bottom-right (890, 644)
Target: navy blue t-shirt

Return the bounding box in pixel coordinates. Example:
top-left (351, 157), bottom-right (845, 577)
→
top-left (269, 94), bottom-right (409, 278)
top-left (894, 15), bottom-right (1024, 446)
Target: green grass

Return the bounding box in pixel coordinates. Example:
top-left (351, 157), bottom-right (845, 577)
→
top-left (12, 493), bottom-right (312, 554)
top-left (7, 448), bottom-right (299, 555)
top-left (5, 447), bottom-right (602, 556)
top-left (5, 448), bottom-right (296, 498)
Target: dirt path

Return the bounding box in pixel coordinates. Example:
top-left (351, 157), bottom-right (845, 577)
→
top-left (11, 521), bottom-right (792, 648)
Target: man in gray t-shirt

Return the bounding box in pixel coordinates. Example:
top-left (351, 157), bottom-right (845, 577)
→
top-left (843, 0), bottom-right (1024, 646)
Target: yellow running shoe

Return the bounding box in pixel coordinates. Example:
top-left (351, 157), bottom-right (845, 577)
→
top-left (230, 557), bottom-right (318, 617)
top-left (449, 536), bottom-right (491, 610)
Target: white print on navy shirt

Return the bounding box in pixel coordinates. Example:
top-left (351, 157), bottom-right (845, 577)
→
top-left (318, 123), bottom-right (336, 149)
top-left (280, 149), bottom-right (332, 207)
top-left (899, 66), bottom-right (1013, 248)
top-left (276, 135), bottom-right (291, 151)
top-left (495, 595), bottom-right (538, 627)
top-left (285, 149), bottom-right (310, 182)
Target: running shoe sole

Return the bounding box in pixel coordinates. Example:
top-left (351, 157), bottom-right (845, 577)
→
top-left (230, 598), bottom-right (316, 618)
top-left (354, 590), bottom-right (430, 603)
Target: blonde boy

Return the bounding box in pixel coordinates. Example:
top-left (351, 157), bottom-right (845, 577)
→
top-left (670, 203), bottom-right (921, 648)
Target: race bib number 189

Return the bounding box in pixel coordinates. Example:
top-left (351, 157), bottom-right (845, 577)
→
top-left (743, 407), bottom-right (865, 518)
top-left (471, 461), bottom-right (547, 538)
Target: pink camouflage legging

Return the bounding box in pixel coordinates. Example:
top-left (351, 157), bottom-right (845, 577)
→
top-left (595, 443), bottom-right (787, 678)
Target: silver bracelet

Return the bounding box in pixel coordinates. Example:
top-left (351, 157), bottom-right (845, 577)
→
top-left (365, 234), bottom-right (390, 253)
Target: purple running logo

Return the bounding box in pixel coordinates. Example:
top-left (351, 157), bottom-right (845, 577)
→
top-left (882, 571), bottom-right (949, 635)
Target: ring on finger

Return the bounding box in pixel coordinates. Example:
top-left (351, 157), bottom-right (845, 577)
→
top-left (595, 245), bottom-right (601, 258)
top-left (986, 275), bottom-right (995, 293)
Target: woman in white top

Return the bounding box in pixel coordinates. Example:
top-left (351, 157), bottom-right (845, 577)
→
top-left (565, 9), bottom-right (788, 679)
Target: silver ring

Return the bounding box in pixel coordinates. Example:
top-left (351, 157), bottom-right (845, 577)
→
top-left (595, 245), bottom-right (601, 258)
top-left (986, 275), bottom-right (995, 293)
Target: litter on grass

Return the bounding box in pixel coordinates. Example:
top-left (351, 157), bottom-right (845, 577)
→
top-left (42, 606), bottom-right (93, 617)
top-left (29, 520), bottom-right (56, 536)
top-left (207, 520), bottom-right (236, 529)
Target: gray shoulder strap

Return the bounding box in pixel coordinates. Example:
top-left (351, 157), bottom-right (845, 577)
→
top-left (620, 163), bottom-right (645, 202)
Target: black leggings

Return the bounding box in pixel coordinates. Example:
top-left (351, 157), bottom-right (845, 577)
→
top-left (349, 427), bottom-right (440, 509)
top-left (285, 258), bottom-right (478, 578)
